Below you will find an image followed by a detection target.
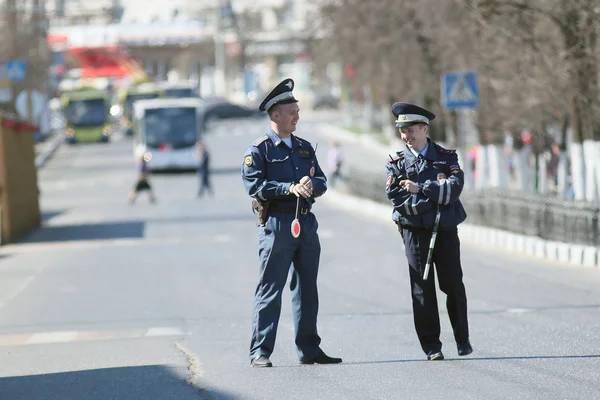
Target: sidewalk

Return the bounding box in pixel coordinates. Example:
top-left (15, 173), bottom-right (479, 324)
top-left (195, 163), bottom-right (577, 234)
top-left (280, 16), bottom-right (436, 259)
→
top-left (315, 123), bottom-right (599, 269)
top-left (35, 132), bottom-right (64, 169)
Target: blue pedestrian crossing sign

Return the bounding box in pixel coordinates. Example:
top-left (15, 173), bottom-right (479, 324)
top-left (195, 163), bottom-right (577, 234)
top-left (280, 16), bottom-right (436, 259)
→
top-left (6, 60), bottom-right (27, 82)
top-left (442, 72), bottom-right (479, 109)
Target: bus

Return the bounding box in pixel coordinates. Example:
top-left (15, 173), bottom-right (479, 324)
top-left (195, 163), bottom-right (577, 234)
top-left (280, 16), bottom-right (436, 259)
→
top-left (118, 83), bottom-right (163, 136)
top-left (132, 98), bottom-right (203, 171)
top-left (61, 89), bottom-right (112, 144)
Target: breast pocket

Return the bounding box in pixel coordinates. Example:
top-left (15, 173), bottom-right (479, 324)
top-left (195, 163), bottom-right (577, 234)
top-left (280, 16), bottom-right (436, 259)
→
top-left (296, 153), bottom-right (315, 178)
top-left (266, 154), bottom-right (292, 181)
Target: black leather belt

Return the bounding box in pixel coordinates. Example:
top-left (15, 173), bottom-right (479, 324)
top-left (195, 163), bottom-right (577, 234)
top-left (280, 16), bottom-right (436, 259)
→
top-left (269, 204), bottom-right (309, 214)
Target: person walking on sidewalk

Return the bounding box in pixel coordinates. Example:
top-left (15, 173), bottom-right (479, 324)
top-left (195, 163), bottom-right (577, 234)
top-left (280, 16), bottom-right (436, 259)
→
top-left (384, 102), bottom-right (472, 361)
top-left (241, 78), bottom-right (342, 368)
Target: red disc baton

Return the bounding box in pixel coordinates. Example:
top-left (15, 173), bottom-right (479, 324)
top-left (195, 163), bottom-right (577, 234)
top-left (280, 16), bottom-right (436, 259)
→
top-left (291, 196), bottom-right (301, 238)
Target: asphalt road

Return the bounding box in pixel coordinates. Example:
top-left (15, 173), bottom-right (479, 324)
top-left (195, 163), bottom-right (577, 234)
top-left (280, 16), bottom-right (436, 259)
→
top-left (0, 110), bottom-right (599, 400)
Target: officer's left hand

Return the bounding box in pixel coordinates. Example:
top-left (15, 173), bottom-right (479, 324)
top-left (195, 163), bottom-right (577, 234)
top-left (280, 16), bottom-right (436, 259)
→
top-left (399, 179), bottom-right (419, 194)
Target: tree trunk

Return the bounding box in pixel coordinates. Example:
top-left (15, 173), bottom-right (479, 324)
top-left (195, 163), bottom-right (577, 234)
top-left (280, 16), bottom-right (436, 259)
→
top-left (561, 6), bottom-right (600, 201)
top-left (485, 144), bottom-right (507, 188)
top-left (584, 139), bottom-right (599, 202)
top-left (556, 152), bottom-right (569, 199)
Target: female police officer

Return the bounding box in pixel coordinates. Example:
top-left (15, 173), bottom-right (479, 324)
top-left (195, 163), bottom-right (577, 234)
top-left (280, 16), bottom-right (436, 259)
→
top-left (385, 102), bottom-right (472, 361)
top-left (241, 79), bottom-right (342, 368)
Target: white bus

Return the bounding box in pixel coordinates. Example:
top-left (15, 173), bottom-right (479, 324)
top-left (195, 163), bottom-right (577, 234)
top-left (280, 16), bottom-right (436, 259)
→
top-left (132, 98), bottom-right (203, 171)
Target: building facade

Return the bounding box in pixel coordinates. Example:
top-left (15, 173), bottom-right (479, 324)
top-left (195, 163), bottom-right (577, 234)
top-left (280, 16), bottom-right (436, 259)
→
top-left (47, 0), bottom-right (332, 105)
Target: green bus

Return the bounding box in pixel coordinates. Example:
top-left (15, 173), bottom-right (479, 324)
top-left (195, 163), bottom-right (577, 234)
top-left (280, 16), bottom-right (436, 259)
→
top-left (61, 89), bottom-right (112, 144)
top-left (118, 83), bottom-right (163, 136)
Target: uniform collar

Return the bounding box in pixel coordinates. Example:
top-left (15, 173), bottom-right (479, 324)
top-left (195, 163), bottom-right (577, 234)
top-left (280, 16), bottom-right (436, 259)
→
top-left (408, 142), bottom-right (430, 158)
top-left (404, 139), bottom-right (437, 165)
top-left (266, 129), bottom-right (298, 148)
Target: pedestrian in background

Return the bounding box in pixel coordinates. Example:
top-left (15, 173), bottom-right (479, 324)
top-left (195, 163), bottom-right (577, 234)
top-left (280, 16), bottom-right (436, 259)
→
top-left (128, 154), bottom-right (157, 204)
top-left (327, 139), bottom-right (343, 187)
top-left (195, 141), bottom-right (213, 198)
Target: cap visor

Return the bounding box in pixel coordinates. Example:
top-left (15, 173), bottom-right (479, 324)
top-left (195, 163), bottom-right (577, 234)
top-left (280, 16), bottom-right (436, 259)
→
top-left (396, 121), bottom-right (421, 128)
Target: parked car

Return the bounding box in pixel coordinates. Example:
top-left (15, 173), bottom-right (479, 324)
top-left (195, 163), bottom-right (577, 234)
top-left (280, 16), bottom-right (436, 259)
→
top-left (200, 100), bottom-right (263, 129)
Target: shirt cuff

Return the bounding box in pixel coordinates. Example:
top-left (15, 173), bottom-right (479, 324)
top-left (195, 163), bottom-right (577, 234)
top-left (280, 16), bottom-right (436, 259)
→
top-left (281, 182), bottom-right (294, 196)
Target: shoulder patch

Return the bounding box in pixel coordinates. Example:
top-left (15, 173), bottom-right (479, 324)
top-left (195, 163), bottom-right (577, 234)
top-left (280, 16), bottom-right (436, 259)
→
top-left (253, 136), bottom-right (269, 147)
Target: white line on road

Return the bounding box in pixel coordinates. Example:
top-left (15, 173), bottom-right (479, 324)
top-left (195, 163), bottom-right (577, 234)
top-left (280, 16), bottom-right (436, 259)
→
top-left (1, 235), bottom-right (227, 253)
top-left (26, 331), bottom-right (79, 344)
top-left (0, 326), bottom-right (189, 347)
top-left (145, 327), bottom-right (186, 337)
top-left (506, 308), bottom-right (533, 313)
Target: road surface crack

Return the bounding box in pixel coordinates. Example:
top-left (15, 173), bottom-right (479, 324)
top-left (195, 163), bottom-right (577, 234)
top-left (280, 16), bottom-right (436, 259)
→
top-left (175, 341), bottom-right (208, 397)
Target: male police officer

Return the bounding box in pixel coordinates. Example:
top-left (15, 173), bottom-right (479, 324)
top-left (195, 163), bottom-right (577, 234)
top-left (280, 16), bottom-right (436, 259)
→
top-left (241, 78), bottom-right (342, 368)
top-left (385, 102), bottom-right (472, 361)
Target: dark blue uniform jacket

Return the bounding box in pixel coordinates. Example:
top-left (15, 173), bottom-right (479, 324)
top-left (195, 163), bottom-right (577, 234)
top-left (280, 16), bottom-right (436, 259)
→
top-left (385, 139), bottom-right (467, 230)
top-left (242, 129), bottom-right (327, 209)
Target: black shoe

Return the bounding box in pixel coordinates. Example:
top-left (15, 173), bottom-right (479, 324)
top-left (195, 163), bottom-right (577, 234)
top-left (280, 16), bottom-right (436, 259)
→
top-left (250, 355), bottom-right (273, 368)
top-left (300, 352), bottom-right (342, 365)
top-left (427, 351), bottom-right (444, 361)
top-left (457, 341), bottom-right (473, 356)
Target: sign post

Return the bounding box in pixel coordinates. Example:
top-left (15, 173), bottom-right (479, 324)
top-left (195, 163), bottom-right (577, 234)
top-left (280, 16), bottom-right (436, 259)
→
top-left (441, 71), bottom-right (480, 149)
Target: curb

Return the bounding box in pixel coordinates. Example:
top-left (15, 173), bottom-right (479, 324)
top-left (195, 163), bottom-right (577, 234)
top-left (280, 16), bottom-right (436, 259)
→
top-left (322, 189), bottom-right (599, 268)
top-left (35, 133), bottom-right (64, 169)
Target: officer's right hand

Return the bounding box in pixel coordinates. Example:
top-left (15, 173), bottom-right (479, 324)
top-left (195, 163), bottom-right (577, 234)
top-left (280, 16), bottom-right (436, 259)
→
top-left (291, 182), bottom-right (312, 198)
top-left (399, 179), bottom-right (419, 194)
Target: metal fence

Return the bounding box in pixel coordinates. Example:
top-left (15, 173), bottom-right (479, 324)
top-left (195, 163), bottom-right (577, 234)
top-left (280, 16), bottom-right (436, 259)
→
top-left (346, 167), bottom-right (600, 247)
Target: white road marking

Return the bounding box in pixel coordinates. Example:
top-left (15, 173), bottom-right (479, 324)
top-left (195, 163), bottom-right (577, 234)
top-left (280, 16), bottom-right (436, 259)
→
top-left (145, 327), bottom-right (186, 337)
top-left (26, 331), bottom-right (79, 344)
top-left (0, 326), bottom-right (188, 347)
top-left (506, 308), bottom-right (532, 313)
top-left (1, 235), bottom-right (229, 253)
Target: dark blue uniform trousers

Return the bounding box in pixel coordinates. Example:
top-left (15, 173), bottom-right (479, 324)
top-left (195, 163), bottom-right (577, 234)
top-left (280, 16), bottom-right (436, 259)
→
top-left (250, 210), bottom-right (322, 361)
top-left (402, 227), bottom-right (469, 355)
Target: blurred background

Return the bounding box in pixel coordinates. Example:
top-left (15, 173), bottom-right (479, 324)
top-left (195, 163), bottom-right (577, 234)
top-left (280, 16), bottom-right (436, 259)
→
top-left (1, 0), bottom-right (599, 197)
top-left (0, 0), bottom-right (599, 249)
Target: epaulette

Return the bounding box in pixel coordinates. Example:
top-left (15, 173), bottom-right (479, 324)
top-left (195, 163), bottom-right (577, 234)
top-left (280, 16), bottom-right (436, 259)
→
top-left (388, 151), bottom-right (404, 163)
top-left (294, 135), bottom-right (312, 147)
top-left (438, 146), bottom-right (456, 154)
top-left (253, 136), bottom-right (269, 147)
